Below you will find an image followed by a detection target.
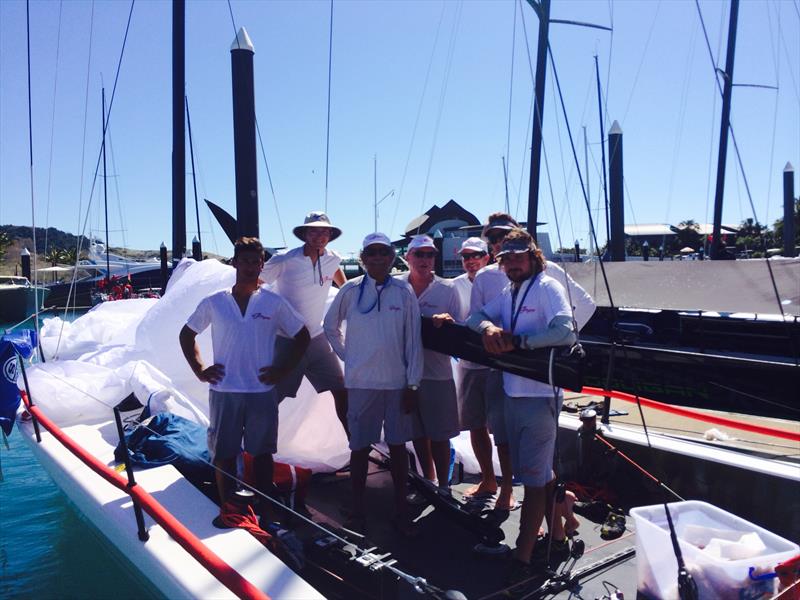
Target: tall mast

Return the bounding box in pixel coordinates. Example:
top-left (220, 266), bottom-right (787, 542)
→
top-left (525, 0), bottom-right (551, 237)
top-left (172, 0), bottom-right (186, 264)
top-left (710, 0), bottom-right (739, 260)
top-left (101, 87), bottom-right (110, 282)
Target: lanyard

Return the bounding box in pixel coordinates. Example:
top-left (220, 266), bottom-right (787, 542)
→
top-left (311, 251), bottom-right (324, 286)
top-left (357, 275), bottom-right (391, 314)
top-left (509, 277), bottom-right (534, 333)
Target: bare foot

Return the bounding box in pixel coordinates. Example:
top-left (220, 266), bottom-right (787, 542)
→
top-left (464, 482), bottom-right (498, 498)
top-left (495, 486), bottom-right (517, 511)
top-left (564, 490), bottom-right (580, 536)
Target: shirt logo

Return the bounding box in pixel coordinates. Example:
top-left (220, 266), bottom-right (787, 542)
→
top-left (419, 301), bottom-right (439, 309)
top-left (389, 306), bottom-right (401, 311)
top-left (252, 312), bottom-right (271, 320)
top-left (520, 306), bottom-right (537, 314)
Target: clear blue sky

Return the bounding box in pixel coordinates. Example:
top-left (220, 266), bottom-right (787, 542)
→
top-left (1, 0), bottom-right (798, 257)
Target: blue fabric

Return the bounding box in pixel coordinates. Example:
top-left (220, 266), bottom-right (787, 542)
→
top-left (114, 412), bottom-right (213, 485)
top-left (0, 330), bottom-right (38, 436)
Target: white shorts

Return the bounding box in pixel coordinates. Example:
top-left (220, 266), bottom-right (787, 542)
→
top-left (456, 364), bottom-right (490, 431)
top-left (208, 389), bottom-right (279, 461)
top-left (412, 378), bottom-right (460, 442)
top-left (504, 394), bottom-right (563, 487)
top-left (275, 333), bottom-right (345, 398)
top-left (347, 388), bottom-right (414, 450)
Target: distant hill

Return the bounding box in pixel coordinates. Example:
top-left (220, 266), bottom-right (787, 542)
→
top-left (0, 225), bottom-right (89, 254)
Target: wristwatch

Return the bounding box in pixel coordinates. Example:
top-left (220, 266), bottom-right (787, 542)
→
top-left (407, 384), bottom-right (419, 391)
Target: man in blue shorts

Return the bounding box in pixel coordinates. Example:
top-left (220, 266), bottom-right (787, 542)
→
top-left (180, 237), bottom-right (310, 524)
top-left (467, 229), bottom-right (577, 579)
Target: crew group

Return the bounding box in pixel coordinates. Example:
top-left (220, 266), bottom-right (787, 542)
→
top-left (178, 210), bottom-right (596, 574)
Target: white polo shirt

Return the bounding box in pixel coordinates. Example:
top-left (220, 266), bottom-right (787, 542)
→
top-left (450, 273), bottom-right (486, 371)
top-left (186, 286), bottom-right (305, 393)
top-left (397, 273), bottom-right (462, 381)
top-left (480, 273), bottom-right (571, 397)
top-left (261, 246), bottom-right (342, 338)
top-left (471, 262), bottom-right (595, 331)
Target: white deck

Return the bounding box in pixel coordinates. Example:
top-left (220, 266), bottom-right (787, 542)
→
top-left (18, 418), bottom-right (323, 600)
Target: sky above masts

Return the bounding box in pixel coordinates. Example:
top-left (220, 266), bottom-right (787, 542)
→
top-left (0, 0), bottom-right (797, 256)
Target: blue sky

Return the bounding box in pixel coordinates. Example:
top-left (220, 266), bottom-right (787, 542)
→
top-left (1, 0), bottom-right (798, 257)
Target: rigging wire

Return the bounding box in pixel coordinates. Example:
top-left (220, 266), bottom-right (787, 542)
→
top-left (256, 123), bottom-right (287, 247)
top-left (25, 0), bottom-right (40, 337)
top-left (389, 1), bottom-right (447, 237)
top-left (107, 126), bottom-right (131, 270)
top-left (694, 0), bottom-right (787, 320)
top-left (44, 0), bottom-right (64, 260)
top-left (186, 96), bottom-right (202, 247)
top-left (504, 0), bottom-right (519, 214)
top-left (419, 0), bottom-right (463, 222)
top-left (619, 0), bottom-right (661, 126)
top-left (324, 0), bottom-right (334, 212)
top-left (762, 0), bottom-right (783, 227)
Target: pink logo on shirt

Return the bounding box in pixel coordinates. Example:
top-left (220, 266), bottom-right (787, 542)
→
top-left (252, 312), bottom-right (271, 320)
top-left (520, 307), bottom-right (537, 314)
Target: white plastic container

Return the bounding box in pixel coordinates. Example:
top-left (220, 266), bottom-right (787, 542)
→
top-left (630, 500), bottom-right (799, 599)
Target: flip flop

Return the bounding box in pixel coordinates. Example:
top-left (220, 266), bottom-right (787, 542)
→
top-left (462, 485), bottom-right (498, 500)
top-left (493, 496), bottom-right (519, 512)
top-left (600, 511), bottom-right (626, 540)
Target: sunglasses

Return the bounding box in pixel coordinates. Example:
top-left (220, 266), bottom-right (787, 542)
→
top-left (412, 250), bottom-right (437, 259)
top-left (363, 246), bottom-right (393, 257)
top-left (461, 252), bottom-right (487, 260)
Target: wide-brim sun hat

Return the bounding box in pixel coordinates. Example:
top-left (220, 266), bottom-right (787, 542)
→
top-left (293, 211), bottom-right (342, 242)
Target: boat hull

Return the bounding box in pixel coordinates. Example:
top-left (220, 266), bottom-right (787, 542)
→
top-left (0, 286), bottom-right (50, 323)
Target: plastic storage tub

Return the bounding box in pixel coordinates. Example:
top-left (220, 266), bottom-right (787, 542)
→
top-left (631, 500), bottom-right (799, 599)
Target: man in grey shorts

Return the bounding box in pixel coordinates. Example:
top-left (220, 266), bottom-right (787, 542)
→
top-left (467, 229), bottom-right (577, 578)
top-left (397, 235), bottom-right (462, 493)
top-left (324, 233), bottom-right (423, 535)
top-left (261, 211), bottom-right (350, 437)
top-left (180, 237), bottom-right (310, 524)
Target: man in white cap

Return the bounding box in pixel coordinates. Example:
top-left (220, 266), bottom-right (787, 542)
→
top-left (323, 233), bottom-right (423, 535)
top-left (261, 211), bottom-right (350, 436)
top-left (447, 238), bottom-right (496, 499)
top-left (466, 229), bottom-right (576, 580)
top-left (397, 235), bottom-right (462, 494)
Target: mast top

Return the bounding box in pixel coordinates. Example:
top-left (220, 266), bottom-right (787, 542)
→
top-left (609, 120), bottom-right (622, 135)
top-left (785, 162), bottom-right (794, 172)
top-left (231, 27), bottom-right (254, 53)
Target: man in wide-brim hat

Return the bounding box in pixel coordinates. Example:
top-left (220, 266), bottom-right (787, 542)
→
top-left (262, 210), bottom-right (350, 437)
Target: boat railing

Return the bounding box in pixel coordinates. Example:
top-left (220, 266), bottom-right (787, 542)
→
top-left (19, 389), bottom-right (271, 600)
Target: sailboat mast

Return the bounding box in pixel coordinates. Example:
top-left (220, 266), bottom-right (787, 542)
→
top-left (525, 0), bottom-right (551, 238)
top-left (172, 0), bottom-right (186, 265)
top-left (710, 0), bottom-right (739, 260)
top-left (594, 54), bottom-right (610, 242)
top-left (101, 87), bottom-right (110, 282)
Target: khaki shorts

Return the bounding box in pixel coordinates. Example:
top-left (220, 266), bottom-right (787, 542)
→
top-left (208, 389), bottom-right (279, 461)
top-left (347, 388), bottom-right (414, 450)
top-left (504, 394), bottom-right (563, 487)
top-left (456, 364), bottom-right (490, 431)
top-left (486, 370), bottom-right (508, 445)
top-left (412, 378), bottom-right (460, 442)
top-left (275, 333), bottom-right (345, 399)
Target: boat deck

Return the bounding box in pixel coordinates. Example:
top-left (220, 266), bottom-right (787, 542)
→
top-left (298, 452), bottom-right (639, 600)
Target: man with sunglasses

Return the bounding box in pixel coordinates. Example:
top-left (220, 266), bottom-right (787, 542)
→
top-left (261, 211), bottom-right (350, 437)
top-left (466, 229), bottom-right (576, 580)
top-left (324, 233), bottom-right (423, 536)
top-left (397, 235), bottom-right (462, 495)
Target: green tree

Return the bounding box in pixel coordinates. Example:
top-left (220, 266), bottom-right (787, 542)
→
top-left (0, 232), bottom-right (10, 260)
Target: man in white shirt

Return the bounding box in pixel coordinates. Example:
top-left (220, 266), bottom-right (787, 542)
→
top-left (180, 237), bottom-right (310, 525)
top-left (397, 235), bottom-right (462, 493)
top-left (261, 211), bottom-right (349, 437)
top-left (324, 233), bottom-right (424, 535)
top-left (448, 238), bottom-right (496, 499)
top-left (467, 229), bottom-right (576, 579)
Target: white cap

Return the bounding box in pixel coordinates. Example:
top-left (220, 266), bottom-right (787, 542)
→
top-left (362, 232), bottom-right (392, 249)
top-left (458, 237), bottom-right (488, 255)
top-left (407, 235), bottom-right (437, 252)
